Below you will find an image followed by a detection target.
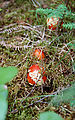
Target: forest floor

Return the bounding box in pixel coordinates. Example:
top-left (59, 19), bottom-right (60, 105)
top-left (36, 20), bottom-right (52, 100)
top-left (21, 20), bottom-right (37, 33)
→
top-left (0, 0), bottom-right (75, 120)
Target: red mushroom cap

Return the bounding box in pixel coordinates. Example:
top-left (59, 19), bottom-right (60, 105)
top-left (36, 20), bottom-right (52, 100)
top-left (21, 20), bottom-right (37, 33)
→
top-left (27, 64), bottom-right (47, 85)
top-left (33, 49), bottom-right (45, 60)
top-left (47, 16), bottom-right (63, 30)
top-left (47, 16), bottom-right (59, 30)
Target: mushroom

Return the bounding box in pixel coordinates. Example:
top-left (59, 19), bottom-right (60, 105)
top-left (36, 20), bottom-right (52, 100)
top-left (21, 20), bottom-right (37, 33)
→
top-left (33, 49), bottom-right (45, 60)
top-left (47, 16), bottom-right (59, 30)
top-left (27, 64), bottom-right (47, 85)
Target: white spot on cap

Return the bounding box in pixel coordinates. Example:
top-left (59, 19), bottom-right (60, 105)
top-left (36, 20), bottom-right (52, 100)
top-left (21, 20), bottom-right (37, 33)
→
top-left (29, 70), bottom-right (43, 85)
top-left (47, 17), bottom-right (59, 26)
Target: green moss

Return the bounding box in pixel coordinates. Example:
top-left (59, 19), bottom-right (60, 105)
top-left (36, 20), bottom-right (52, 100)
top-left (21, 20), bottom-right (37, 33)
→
top-left (0, 0), bottom-right (75, 120)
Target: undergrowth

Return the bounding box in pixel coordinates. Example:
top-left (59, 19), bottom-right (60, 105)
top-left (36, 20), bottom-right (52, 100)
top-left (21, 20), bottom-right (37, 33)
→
top-left (0, 0), bottom-right (75, 120)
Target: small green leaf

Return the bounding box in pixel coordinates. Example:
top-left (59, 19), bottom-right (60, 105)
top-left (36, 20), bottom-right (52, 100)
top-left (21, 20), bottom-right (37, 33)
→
top-left (50, 83), bottom-right (75, 107)
top-left (0, 85), bottom-right (8, 120)
top-left (39, 111), bottom-right (64, 120)
top-left (0, 99), bottom-right (8, 120)
top-left (0, 8), bottom-right (2, 12)
top-left (0, 66), bottom-right (18, 84)
top-left (0, 85), bottom-right (8, 99)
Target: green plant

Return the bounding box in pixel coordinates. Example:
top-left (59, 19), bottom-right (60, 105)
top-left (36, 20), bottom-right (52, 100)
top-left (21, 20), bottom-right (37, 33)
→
top-left (39, 111), bottom-right (64, 120)
top-left (36, 4), bottom-right (75, 30)
top-left (0, 85), bottom-right (8, 120)
top-left (0, 66), bottom-right (18, 120)
top-left (50, 83), bottom-right (75, 107)
top-left (0, 8), bottom-right (2, 12)
top-left (39, 83), bottom-right (75, 120)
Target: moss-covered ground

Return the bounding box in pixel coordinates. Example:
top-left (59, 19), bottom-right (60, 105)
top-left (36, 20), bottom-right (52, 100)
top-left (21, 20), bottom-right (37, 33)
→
top-left (0, 0), bottom-right (75, 120)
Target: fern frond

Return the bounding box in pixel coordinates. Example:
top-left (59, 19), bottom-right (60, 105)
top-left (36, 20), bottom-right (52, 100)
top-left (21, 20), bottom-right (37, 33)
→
top-left (47, 10), bottom-right (63, 19)
top-left (56, 4), bottom-right (68, 13)
top-left (36, 4), bottom-right (75, 30)
top-left (36, 4), bottom-right (68, 19)
top-left (63, 23), bottom-right (75, 30)
top-left (36, 8), bottom-right (53, 16)
top-left (64, 11), bottom-right (75, 20)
